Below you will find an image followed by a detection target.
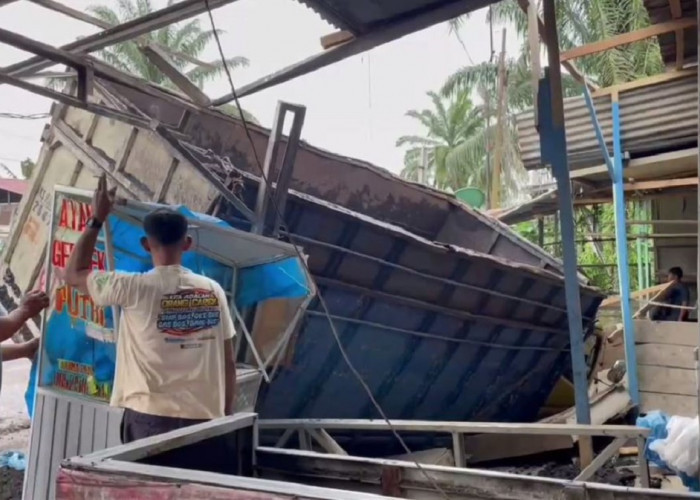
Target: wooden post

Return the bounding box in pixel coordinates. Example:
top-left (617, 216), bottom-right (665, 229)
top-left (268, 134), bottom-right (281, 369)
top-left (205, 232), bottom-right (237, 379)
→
top-left (491, 28), bottom-right (508, 209)
top-left (527, 0), bottom-right (541, 128)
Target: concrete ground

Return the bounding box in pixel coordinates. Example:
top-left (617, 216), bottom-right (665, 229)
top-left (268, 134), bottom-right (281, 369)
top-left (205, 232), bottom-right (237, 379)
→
top-left (0, 342), bottom-right (31, 453)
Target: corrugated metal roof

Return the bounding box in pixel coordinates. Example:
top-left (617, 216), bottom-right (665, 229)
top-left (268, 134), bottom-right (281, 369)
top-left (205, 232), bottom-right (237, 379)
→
top-left (174, 140), bottom-right (603, 424)
top-left (0, 179), bottom-right (27, 195)
top-left (297, 0), bottom-right (499, 34)
top-left (644, 0), bottom-right (698, 67)
top-left (516, 74), bottom-right (698, 171)
top-left (108, 81), bottom-right (579, 281)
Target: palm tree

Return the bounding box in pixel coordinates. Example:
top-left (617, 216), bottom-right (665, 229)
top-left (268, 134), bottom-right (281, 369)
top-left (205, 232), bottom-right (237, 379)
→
top-left (449, 0), bottom-right (663, 90)
top-left (76, 0), bottom-right (256, 122)
top-left (397, 90), bottom-right (489, 192)
top-left (440, 0), bottom-right (662, 207)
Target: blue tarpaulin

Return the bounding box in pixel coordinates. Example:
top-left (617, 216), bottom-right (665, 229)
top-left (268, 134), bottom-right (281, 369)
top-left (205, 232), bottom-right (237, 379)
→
top-left (26, 199), bottom-right (309, 417)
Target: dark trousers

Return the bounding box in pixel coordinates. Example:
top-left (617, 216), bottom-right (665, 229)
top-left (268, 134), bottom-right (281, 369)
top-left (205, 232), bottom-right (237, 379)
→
top-left (121, 407), bottom-right (207, 444)
top-left (121, 408), bottom-right (212, 470)
top-left (120, 408), bottom-right (253, 476)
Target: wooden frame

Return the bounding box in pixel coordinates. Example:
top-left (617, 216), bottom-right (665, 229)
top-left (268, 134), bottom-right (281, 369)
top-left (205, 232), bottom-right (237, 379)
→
top-left (58, 413), bottom-right (677, 499)
top-left (259, 418), bottom-right (651, 488)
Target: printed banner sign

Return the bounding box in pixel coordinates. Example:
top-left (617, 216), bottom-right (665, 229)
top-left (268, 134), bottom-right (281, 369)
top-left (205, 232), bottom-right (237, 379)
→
top-left (31, 191), bottom-right (310, 411)
top-left (39, 195), bottom-right (116, 402)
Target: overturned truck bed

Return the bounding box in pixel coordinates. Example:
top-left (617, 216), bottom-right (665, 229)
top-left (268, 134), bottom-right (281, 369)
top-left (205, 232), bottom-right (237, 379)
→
top-left (5, 81), bottom-right (601, 446)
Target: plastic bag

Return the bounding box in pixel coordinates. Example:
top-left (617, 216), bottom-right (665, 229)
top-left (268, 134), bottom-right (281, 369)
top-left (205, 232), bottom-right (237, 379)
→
top-left (638, 411), bottom-right (700, 492)
top-left (650, 415), bottom-right (700, 477)
top-left (0, 451), bottom-right (26, 471)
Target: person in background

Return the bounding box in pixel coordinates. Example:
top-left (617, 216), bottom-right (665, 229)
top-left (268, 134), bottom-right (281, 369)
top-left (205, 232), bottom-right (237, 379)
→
top-left (0, 291), bottom-right (50, 395)
top-left (63, 175), bottom-right (237, 446)
top-left (650, 266), bottom-right (690, 322)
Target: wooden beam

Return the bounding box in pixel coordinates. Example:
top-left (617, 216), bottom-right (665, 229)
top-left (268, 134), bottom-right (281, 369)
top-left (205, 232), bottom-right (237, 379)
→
top-left (575, 437), bottom-right (627, 482)
top-left (27, 0), bottom-right (218, 71)
top-left (624, 176), bottom-right (698, 191)
top-left (515, 0), bottom-right (595, 90)
top-left (526, 0), bottom-right (541, 127)
top-left (2, 0), bottom-right (239, 79)
top-left (140, 44), bottom-right (210, 106)
top-left (491, 29), bottom-right (508, 209)
top-left (600, 283), bottom-right (669, 309)
top-left (258, 419), bottom-right (650, 438)
top-left (320, 30), bottom-right (355, 50)
top-left (561, 18), bottom-right (697, 62)
top-left (669, 0), bottom-right (685, 69)
top-left (0, 70), bottom-right (162, 133)
top-left (592, 67), bottom-right (697, 97)
top-left (0, 27), bottom-right (213, 110)
top-left (213, 0), bottom-right (497, 102)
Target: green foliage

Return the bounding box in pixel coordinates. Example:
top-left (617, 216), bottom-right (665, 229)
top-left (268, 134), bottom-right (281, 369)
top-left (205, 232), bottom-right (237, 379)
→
top-left (88, 0), bottom-right (248, 87)
top-left (397, 91), bottom-right (489, 192)
top-left (52, 0), bottom-right (257, 121)
top-left (445, 0), bottom-right (664, 291)
top-left (487, 0), bottom-right (663, 87)
top-left (515, 204), bottom-right (653, 292)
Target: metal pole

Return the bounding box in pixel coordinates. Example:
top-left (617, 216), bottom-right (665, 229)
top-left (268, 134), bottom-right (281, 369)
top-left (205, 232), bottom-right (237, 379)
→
top-left (539, 70), bottom-right (590, 425)
top-left (611, 93), bottom-right (640, 406)
top-left (635, 203), bottom-right (643, 291)
top-left (539, 0), bottom-right (592, 467)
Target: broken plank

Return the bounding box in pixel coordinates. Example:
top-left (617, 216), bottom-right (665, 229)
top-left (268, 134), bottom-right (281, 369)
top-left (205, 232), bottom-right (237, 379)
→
top-left (320, 30), bottom-right (355, 50)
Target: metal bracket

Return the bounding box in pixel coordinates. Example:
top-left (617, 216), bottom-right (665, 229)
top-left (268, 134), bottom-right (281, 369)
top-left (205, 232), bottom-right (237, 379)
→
top-left (252, 101), bottom-right (307, 237)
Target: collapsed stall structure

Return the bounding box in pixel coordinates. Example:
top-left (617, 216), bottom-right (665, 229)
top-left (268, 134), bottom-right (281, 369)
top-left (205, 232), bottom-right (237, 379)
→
top-left (0, 0), bottom-right (693, 498)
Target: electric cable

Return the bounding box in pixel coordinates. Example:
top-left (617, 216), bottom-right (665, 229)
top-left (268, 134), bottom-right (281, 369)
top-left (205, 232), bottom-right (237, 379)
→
top-left (203, 2), bottom-right (451, 498)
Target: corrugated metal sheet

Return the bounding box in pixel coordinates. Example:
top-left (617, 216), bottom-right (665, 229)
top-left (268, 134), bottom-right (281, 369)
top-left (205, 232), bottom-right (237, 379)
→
top-left (643, 0), bottom-right (698, 66)
top-left (295, 0), bottom-right (499, 34)
top-left (178, 142), bottom-right (604, 425)
top-left (108, 82), bottom-right (574, 280)
top-left (23, 391), bottom-right (122, 500)
top-left (24, 370), bottom-right (262, 499)
top-left (516, 74), bottom-right (698, 171)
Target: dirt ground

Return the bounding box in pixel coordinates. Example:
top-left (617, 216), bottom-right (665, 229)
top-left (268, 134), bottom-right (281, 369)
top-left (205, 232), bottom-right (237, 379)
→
top-left (0, 353), bottom-right (31, 500)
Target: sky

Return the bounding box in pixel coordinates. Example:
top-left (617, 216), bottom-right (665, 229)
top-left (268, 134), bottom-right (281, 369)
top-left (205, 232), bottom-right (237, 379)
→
top-left (0, 0), bottom-right (521, 178)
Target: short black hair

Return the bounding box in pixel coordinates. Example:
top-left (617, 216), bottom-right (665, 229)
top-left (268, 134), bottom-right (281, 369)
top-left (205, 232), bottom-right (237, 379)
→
top-left (669, 266), bottom-right (684, 280)
top-left (143, 209), bottom-right (188, 246)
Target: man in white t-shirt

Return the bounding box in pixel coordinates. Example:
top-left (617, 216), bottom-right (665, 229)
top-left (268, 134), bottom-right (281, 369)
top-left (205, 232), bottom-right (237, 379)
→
top-left (64, 175), bottom-right (237, 444)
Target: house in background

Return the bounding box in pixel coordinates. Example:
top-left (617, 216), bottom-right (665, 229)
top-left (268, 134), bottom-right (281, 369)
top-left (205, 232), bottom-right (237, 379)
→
top-left (0, 179), bottom-right (26, 250)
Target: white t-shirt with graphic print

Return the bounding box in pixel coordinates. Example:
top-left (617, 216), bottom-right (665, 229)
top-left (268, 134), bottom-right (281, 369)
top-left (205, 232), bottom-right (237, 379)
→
top-left (87, 265), bottom-right (235, 419)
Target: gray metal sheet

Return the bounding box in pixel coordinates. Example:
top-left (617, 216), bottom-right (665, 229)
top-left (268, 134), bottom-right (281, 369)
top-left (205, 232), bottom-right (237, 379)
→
top-left (516, 74), bottom-right (698, 171)
top-left (24, 391), bottom-right (122, 500)
top-left (295, 0), bottom-right (500, 33)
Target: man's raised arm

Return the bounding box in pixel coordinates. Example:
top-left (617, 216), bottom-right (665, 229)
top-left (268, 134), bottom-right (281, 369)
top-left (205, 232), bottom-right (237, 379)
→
top-left (64, 174), bottom-right (115, 295)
